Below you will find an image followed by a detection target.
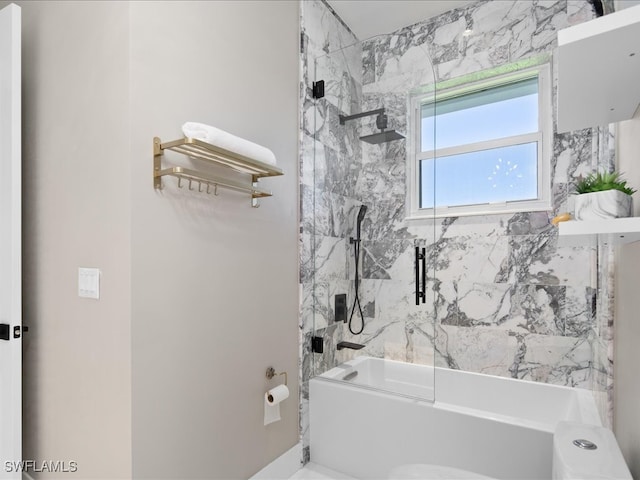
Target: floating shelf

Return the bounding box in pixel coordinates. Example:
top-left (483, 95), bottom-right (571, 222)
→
top-left (558, 218), bottom-right (640, 246)
top-left (153, 137), bottom-right (283, 207)
top-left (557, 5), bottom-right (640, 132)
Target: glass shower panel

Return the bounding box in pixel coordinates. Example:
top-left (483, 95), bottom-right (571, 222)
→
top-left (307, 35), bottom-right (437, 403)
top-left (306, 40), bottom-right (364, 378)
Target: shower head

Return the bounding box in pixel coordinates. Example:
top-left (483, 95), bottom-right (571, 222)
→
top-left (339, 108), bottom-right (405, 144)
top-left (360, 130), bottom-right (405, 144)
top-left (363, 112), bottom-right (405, 144)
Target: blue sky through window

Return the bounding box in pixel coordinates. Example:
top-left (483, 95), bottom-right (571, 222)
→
top-left (419, 77), bottom-right (540, 210)
top-left (421, 94), bottom-right (538, 151)
top-left (420, 142), bottom-right (538, 209)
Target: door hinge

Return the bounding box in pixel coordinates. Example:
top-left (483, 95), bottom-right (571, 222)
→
top-left (312, 80), bottom-right (325, 99)
top-left (311, 336), bottom-right (324, 354)
top-left (13, 325), bottom-right (26, 339)
top-left (1, 324), bottom-right (28, 340)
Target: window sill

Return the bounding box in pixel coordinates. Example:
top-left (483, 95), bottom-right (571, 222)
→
top-left (406, 202), bottom-right (552, 221)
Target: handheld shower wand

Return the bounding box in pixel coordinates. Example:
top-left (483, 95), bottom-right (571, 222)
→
top-left (349, 205), bottom-right (368, 335)
top-left (356, 205), bottom-right (367, 240)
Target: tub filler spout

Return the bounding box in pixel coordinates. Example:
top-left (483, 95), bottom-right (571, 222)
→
top-left (336, 341), bottom-right (365, 351)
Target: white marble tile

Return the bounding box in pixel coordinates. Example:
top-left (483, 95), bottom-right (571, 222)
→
top-left (433, 17), bottom-right (466, 46)
top-left (299, 397), bottom-right (310, 461)
top-left (300, 283), bottom-right (315, 333)
top-left (302, 0), bottom-right (358, 69)
top-left (509, 235), bottom-right (593, 287)
top-left (435, 325), bottom-right (519, 376)
top-left (435, 50), bottom-right (494, 81)
top-left (564, 286), bottom-right (594, 337)
top-left (369, 44), bottom-right (436, 94)
top-left (364, 279), bottom-right (423, 323)
top-left (567, 0), bottom-right (596, 26)
top-left (300, 233), bottom-right (313, 284)
top-left (432, 234), bottom-right (510, 284)
top-left (301, 135), bottom-right (326, 189)
top-left (509, 285), bottom-right (565, 335)
top-left (517, 334), bottom-right (592, 385)
top-left (456, 282), bottom-right (512, 327)
top-left (300, 0), bottom-right (612, 445)
top-left (312, 235), bottom-right (348, 283)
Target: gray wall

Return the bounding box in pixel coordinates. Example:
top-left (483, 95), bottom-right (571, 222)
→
top-left (614, 109), bottom-right (640, 479)
top-left (17, 1), bottom-right (132, 478)
top-left (129, 2), bottom-right (299, 478)
top-left (12, 1), bottom-right (300, 478)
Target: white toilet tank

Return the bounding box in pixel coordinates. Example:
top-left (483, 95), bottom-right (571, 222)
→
top-left (553, 422), bottom-right (632, 479)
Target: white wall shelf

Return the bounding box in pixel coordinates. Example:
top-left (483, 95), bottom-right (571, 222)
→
top-left (557, 5), bottom-right (640, 133)
top-left (558, 217), bottom-right (640, 246)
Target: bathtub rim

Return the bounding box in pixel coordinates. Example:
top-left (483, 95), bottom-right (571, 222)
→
top-left (311, 356), bottom-right (602, 432)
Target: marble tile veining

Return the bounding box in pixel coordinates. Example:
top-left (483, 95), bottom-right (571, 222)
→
top-left (299, 1), bottom-right (615, 462)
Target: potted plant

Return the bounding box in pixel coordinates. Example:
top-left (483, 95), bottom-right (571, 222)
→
top-left (574, 171), bottom-right (636, 220)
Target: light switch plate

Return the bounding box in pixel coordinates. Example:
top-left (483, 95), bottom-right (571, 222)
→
top-left (78, 267), bottom-right (100, 299)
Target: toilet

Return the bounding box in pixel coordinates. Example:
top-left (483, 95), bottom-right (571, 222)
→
top-left (553, 421), bottom-right (632, 479)
top-left (389, 422), bottom-right (632, 480)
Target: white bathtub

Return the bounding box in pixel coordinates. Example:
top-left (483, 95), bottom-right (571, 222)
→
top-left (309, 356), bottom-right (601, 480)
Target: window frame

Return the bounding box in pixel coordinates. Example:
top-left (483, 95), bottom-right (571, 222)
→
top-left (406, 63), bottom-right (553, 220)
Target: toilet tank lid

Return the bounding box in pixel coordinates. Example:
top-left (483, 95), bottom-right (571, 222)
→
top-left (554, 422), bottom-right (632, 479)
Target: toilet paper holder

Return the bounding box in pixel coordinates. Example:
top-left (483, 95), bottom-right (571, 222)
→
top-left (266, 367), bottom-right (288, 386)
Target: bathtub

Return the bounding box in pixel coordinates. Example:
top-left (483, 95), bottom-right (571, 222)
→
top-left (309, 356), bottom-right (601, 480)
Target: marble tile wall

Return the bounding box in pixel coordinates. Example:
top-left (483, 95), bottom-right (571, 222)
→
top-left (299, 0), bottom-right (360, 462)
top-left (299, 0), bottom-right (616, 457)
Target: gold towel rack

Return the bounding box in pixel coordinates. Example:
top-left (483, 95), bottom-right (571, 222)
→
top-left (153, 137), bottom-right (283, 207)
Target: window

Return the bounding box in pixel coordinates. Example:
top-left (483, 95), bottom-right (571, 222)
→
top-left (408, 64), bottom-right (552, 218)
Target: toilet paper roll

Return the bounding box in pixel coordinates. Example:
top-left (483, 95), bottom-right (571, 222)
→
top-left (266, 384), bottom-right (289, 405)
top-left (264, 384), bottom-right (289, 426)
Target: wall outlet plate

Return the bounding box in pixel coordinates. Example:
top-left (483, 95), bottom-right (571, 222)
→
top-left (78, 267), bottom-right (100, 299)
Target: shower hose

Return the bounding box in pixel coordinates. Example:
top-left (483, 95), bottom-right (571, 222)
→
top-left (349, 237), bottom-right (365, 335)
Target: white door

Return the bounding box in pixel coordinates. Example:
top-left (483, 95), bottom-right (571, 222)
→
top-left (0, 4), bottom-right (21, 479)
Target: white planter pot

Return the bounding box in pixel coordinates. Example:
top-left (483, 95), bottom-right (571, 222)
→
top-left (574, 190), bottom-right (632, 220)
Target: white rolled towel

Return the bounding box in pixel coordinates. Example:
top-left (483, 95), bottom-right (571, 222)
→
top-left (182, 122), bottom-right (276, 166)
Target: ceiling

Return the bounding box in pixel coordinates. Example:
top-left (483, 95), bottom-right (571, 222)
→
top-left (326, 0), bottom-right (476, 40)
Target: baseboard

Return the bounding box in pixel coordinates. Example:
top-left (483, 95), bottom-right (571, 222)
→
top-left (250, 442), bottom-right (303, 479)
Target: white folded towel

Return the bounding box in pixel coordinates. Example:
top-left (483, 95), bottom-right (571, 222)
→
top-left (182, 122), bottom-right (277, 166)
